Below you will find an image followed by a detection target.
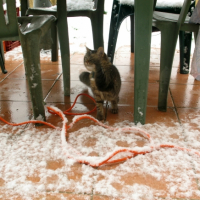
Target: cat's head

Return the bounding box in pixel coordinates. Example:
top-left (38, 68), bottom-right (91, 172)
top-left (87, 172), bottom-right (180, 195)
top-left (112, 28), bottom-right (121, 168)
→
top-left (84, 47), bottom-right (107, 71)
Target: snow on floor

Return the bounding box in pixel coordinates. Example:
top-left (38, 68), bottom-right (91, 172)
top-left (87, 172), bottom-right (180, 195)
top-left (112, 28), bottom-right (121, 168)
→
top-left (2, 1), bottom-right (199, 199)
top-left (0, 116), bottom-right (200, 199)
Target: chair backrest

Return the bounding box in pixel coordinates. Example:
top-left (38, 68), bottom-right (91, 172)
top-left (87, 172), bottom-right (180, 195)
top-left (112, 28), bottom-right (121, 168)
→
top-left (94, 0), bottom-right (98, 10)
top-left (177, 0), bottom-right (192, 28)
top-left (0, 0), bottom-right (19, 41)
top-left (33, 0), bottom-right (52, 8)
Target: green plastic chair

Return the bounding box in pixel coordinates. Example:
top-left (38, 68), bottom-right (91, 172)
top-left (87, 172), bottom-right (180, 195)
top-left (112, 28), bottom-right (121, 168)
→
top-left (0, 0), bottom-right (56, 121)
top-left (107, 0), bottom-right (195, 74)
top-left (26, 0), bottom-right (105, 61)
top-left (0, 42), bottom-right (6, 73)
top-left (153, 0), bottom-right (199, 112)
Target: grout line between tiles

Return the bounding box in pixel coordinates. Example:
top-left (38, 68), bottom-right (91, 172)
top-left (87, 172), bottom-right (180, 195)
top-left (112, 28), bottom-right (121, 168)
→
top-left (0, 100), bottom-right (31, 103)
top-left (169, 88), bottom-right (181, 124)
top-left (0, 61), bottom-right (24, 83)
top-left (43, 73), bottom-right (63, 102)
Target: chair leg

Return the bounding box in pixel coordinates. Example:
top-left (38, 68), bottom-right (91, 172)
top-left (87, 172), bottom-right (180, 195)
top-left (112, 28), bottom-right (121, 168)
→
top-left (90, 0), bottom-right (104, 50)
top-left (107, 0), bottom-right (119, 62)
top-left (179, 31), bottom-right (192, 74)
top-left (107, 2), bottom-right (134, 63)
top-left (57, 0), bottom-right (70, 96)
top-left (158, 24), bottom-right (179, 111)
top-left (134, 0), bottom-right (154, 124)
top-left (21, 0), bottom-right (29, 16)
top-left (18, 33), bottom-right (46, 122)
top-left (51, 22), bottom-right (58, 62)
top-left (0, 42), bottom-right (7, 74)
top-left (90, 13), bottom-right (104, 50)
top-left (130, 14), bottom-right (134, 53)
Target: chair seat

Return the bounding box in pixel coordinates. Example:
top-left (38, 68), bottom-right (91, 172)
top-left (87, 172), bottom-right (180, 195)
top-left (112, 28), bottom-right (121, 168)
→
top-left (18, 15), bottom-right (56, 36)
top-left (153, 11), bottom-right (199, 32)
top-left (153, 11), bottom-right (190, 22)
top-left (156, 0), bottom-right (184, 8)
top-left (118, 0), bottom-right (185, 8)
top-left (29, 0), bottom-right (95, 12)
top-left (51, 0), bottom-right (95, 11)
top-left (26, 0), bottom-right (104, 51)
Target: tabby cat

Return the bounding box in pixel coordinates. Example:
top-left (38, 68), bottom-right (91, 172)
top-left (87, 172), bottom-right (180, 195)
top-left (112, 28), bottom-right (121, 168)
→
top-left (79, 47), bottom-right (121, 121)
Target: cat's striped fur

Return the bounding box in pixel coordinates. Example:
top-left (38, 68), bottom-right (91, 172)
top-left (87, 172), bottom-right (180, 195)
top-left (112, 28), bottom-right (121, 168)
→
top-left (79, 47), bottom-right (121, 121)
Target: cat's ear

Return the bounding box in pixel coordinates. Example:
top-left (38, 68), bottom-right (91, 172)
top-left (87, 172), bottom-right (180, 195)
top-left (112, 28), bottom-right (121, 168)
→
top-left (97, 47), bottom-right (104, 57)
top-left (86, 46), bottom-right (90, 52)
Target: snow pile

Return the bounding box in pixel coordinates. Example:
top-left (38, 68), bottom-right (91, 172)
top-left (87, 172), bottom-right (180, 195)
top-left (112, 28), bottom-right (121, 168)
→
top-left (118, 0), bottom-right (185, 8)
top-left (0, 118), bottom-right (200, 199)
top-left (50, 0), bottom-right (94, 11)
top-left (4, 46), bottom-right (23, 61)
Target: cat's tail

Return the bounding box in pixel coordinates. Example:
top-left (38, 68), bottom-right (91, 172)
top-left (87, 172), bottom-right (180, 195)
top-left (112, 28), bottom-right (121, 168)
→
top-left (79, 72), bottom-right (91, 87)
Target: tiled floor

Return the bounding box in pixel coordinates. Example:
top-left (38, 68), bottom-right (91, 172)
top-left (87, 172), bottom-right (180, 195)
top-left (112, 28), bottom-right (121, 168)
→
top-left (0, 45), bottom-right (200, 200)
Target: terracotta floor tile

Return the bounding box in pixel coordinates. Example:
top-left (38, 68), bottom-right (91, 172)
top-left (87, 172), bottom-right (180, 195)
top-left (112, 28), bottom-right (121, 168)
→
top-left (145, 106), bottom-right (178, 126)
top-left (5, 64), bottom-right (26, 79)
top-left (119, 82), bottom-right (173, 107)
top-left (45, 80), bottom-right (93, 103)
top-left (117, 65), bottom-right (134, 82)
top-left (113, 52), bottom-right (134, 66)
top-left (0, 191), bottom-right (91, 200)
top-left (115, 45), bottom-right (132, 54)
top-left (0, 79), bottom-right (55, 101)
top-left (40, 55), bottom-right (61, 65)
top-left (69, 64), bottom-right (86, 81)
top-left (0, 79), bottom-right (31, 101)
top-left (177, 107), bottom-right (200, 149)
top-left (2, 128), bottom-right (95, 196)
top-left (1, 44), bottom-right (200, 200)
top-left (27, 102), bottom-right (97, 130)
top-left (29, 103), bottom-right (133, 131)
top-left (0, 101), bottom-right (32, 134)
top-left (119, 82), bottom-right (134, 105)
top-left (150, 54), bottom-right (160, 66)
top-left (59, 64), bottom-right (92, 82)
top-left (105, 105), bottom-right (134, 125)
top-left (93, 195), bottom-right (123, 200)
top-left (41, 64), bottom-right (62, 80)
top-left (6, 63), bottom-right (61, 81)
top-left (66, 64), bottom-right (158, 84)
top-left (149, 66), bottom-right (160, 83)
top-left (70, 53), bottom-right (84, 64)
top-left (177, 108), bottom-right (200, 190)
top-left (63, 64), bottom-right (135, 83)
top-left (94, 151), bottom-right (199, 199)
top-left (0, 101), bottom-right (32, 124)
top-left (0, 62), bottom-right (23, 80)
top-left (170, 84), bottom-right (200, 108)
top-left (42, 161), bottom-right (95, 193)
top-left (177, 108), bottom-right (200, 131)
top-left (147, 83), bottom-right (173, 107)
top-left (149, 48), bottom-right (180, 68)
top-left (170, 68), bottom-right (199, 86)
top-left (43, 193), bottom-right (91, 200)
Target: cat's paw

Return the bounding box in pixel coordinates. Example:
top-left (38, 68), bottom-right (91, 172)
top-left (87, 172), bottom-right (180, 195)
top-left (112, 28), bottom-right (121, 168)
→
top-left (96, 113), bottom-right (104, 121)
top-left (111, 108), bottom-right (118, 114)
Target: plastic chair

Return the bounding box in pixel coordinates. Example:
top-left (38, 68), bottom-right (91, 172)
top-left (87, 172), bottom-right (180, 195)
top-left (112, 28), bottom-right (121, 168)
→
top-left (0, 42), bottom-right (6, 74)
top-left (153, 0), bottom-right (199, 111)
top-left (107, 0), bottom-right (195, 74)
top-left (0, 0), bottom-right (56, 121)
top-left (26, 0), bottom-right (105, 61)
